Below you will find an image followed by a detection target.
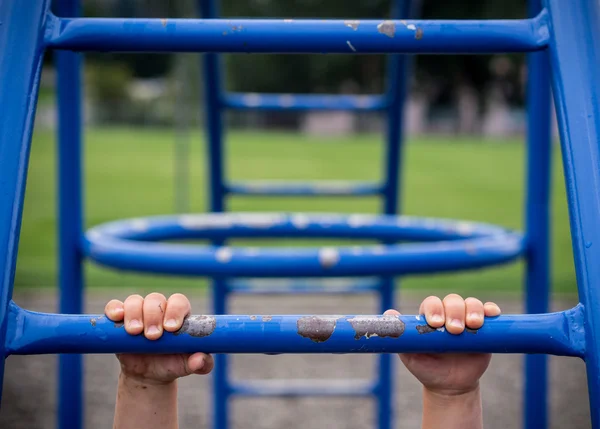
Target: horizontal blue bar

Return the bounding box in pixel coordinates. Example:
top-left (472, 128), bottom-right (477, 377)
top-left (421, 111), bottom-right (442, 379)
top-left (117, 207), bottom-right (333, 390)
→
top-left (224, 93), bottom-right (388, 111)
top-left (228, 278), bottom-right (381, 295)
top-left (5, 302), bottom-right (585, 357)
top-left (226, 181), bottom-right (383, 196)
top-left (45, 13), bottom-right (549, 54)
top-left (82, 213), bottom-right (525, 277)
top-left (229, 379), bottom-right (376, 397)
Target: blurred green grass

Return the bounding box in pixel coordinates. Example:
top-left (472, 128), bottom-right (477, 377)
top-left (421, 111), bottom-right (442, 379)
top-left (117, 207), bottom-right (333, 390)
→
top-left (14, 127), bottom-right (576, 297)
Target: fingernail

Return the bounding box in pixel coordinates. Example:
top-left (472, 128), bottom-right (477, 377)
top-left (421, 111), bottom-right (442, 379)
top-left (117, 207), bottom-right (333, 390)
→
top-left (164, 319), bottom-right (178, 329)
top-left (129, 319), bottom-right (142, 329)
top-left (147, 325), bottom-right (161, 336)
top-left (430, 314), bottom-right (444, 324)
top-left (468, 312), bottom-right (482, 321)
top-left (449, 319), bottom-right (464, 329)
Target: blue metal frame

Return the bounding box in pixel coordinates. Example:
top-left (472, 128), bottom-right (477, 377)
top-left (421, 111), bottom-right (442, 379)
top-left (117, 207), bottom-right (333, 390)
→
top-left (524, 0), bottom-right (552, 427)
top-left (54, 0), bottom-right (86, 427)
top-left (3, 1), bottom-right (599, 429)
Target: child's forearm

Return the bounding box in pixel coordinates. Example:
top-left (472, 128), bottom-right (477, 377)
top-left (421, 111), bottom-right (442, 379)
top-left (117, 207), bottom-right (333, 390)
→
top-left (113, 373), bottom-right (179, 429)
top-left (422, 385), bottom-right (483, 429)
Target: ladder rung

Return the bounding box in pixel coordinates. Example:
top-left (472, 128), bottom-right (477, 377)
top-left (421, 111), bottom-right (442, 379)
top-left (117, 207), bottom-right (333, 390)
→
top-left (228, 278), bottom-right (381, 294)
top-left (226, 181), bottom-right (383, 196)
top-left (229, 379), bottom-right (376, 397)
top-left (223, 93), bottom-right (388, 111)
top-left (48, 15), bottom-right (549, 54)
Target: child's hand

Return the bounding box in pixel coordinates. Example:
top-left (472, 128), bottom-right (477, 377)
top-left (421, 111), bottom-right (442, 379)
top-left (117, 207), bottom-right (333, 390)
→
top-left (104, 293), bottom-right (214, 385)
top-left (386, 294), bottom-right (501, 397)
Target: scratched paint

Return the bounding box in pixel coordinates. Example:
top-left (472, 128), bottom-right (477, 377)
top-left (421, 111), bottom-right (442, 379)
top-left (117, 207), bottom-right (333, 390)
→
top-left (297, 316), bottom-right (342, 342)
top-left (348, 315), bottom-right (405, 339)
top-left (175, 315), bottom-right (216, 338)
top-left (377, 21), bottom-right (396, 38)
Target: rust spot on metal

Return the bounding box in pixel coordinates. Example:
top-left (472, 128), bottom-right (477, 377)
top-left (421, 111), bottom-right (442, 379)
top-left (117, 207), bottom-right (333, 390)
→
top-left (415, 27), bottom-right (423, 40)
top-left (161, 18), bottom-right (167, 27)
top-left (416, 324), bottom-right (436, 334)
top-left (250, 315), bottom-right (257, 321)
top-left (262, 315), bottom-right (272, 322)
top-left (175, 315), bottom-right (216, 338)
top-left (297, 316), bottom-right (341, 343)
top-left (348, 315), bottom-right (405, 339)
top-left (344, 20), bottom-right (360, 31)
top-left (90, 318), bottom-right (96, 327)
top-left (377, 21), bottom-right (396, 38)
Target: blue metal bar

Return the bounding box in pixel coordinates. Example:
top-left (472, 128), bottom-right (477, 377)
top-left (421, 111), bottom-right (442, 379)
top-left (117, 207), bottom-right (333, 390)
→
top-left (83, 232), bottom-right (524, 278)
top-left (45, 14), bottom-right (550, 54)
top-left (0, 0), bottom-right (49, 406)
top-left (543, 1), bottom-right (600, 427)
top-left (228, 278), bottom-right (381, 295)
top-left (379, 1), bottom-right (420, 427)
top-left (4, 301), bottom-right (586, 357)
top-left (229, 379), bottom-right (376, 397)
top-left (196, 2), bottom-right (229, 429)
top-left (524, 1), bottom-right (552, 428)
top-left (224, 93), bottom-right (388, 111)
top-left (226, 181), bottom-right (383, 196)
top-left (53, 0), bottom-right (85, 427)
top-left (85, 213), bottom-right (512, 243)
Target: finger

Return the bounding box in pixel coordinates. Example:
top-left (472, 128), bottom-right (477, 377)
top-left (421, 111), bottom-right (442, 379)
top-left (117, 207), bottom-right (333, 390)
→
top-left (484, 302), bottom-right (502, 317)
top-left (123, 294), bottom-right (144, 335)
top-left (465, 297), bottom-right (485, 329)
top-left (104, 299), bottom-right (124, 322)
top-left (163, 293), bottom-right (192, 332)
top-left (420, 296), bottom-right (445, 327)
top-left (383, 309), bottom-right (401, 316)
top-left (186, 353), bottom-right (214, 375)
top-left (443, 293), bottom-right (466, 334)
top-left (142, 292), bottom-right (167, 340)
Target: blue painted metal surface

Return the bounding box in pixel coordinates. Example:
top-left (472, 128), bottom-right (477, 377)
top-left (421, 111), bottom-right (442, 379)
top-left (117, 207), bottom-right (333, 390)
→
top-left (224, 93), bottom-right (388, 111)
top-left (82, 214), bottom-right (524, 278)
top-left (228, 278), bottom-right (382, 295)
top-left (4, 301), bottom-right (586, 357)
top-left (524, 0), bottom-right (552, 428)
top-left (0, 0), bottom-right (49, 406)
top-left (226, 181), bottom-right (383, 196)
top-left (196, 1), bottom-right (230, 429)
top-left (544, 0), bottom-right (600, 427)
top-left (45, 14), bottom-right (549, 53)
top-left (229, 379), bottom-right (376, 397)
top-left (54, 0), bottom-right (85, 427)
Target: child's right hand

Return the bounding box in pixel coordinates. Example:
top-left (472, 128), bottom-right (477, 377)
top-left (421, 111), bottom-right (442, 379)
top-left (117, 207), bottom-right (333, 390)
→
top-left (104, 293), bottom-right (214, 385)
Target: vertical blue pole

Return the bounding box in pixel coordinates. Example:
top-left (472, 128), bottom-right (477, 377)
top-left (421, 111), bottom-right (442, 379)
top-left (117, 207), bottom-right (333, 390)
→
top-left (378, 2), bottom-right (418, 429)
top-left (0, 0), bottom-right (48, 406)
top-left (543, 1), bottom-right (600, 428)
top-left (524, 1), bottom-right (552, 429)
top-left (197, 2), bottom-right (228, 429)
top-left (54, 1), bottom-right (85, 428)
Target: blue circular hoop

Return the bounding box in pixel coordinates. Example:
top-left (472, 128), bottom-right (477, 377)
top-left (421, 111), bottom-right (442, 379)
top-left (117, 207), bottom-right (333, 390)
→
top-left (83, 212), bottom-right (525, 277)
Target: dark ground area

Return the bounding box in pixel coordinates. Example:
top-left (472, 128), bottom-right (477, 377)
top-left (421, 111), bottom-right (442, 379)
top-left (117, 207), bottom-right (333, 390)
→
top-left (0, 289), bottom-right (590, 429)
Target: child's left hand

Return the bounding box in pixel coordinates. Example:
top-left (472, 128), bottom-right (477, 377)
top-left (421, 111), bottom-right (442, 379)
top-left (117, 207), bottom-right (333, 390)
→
top-left (386, 294), bottom-right (501, 397)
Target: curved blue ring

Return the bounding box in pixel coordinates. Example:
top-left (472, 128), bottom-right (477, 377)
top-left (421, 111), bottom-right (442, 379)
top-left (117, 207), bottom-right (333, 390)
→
top-left (82, 213), bottom-right (525, 278)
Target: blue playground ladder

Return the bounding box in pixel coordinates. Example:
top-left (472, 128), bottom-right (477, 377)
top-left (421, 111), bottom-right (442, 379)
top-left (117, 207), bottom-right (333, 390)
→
top-left (0, 1), bottom-right (597, 429)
